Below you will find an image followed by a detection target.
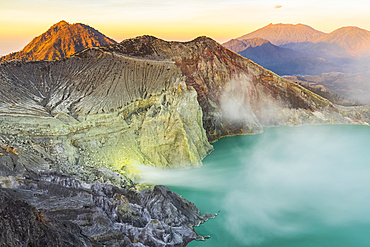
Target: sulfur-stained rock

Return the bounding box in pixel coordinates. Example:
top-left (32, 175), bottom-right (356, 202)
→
top-left (98, 35), bottom-right (369, 141)
top-left (0, 35), bottom-right (368, 177)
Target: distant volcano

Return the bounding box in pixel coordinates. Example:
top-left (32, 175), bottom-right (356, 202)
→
top-left (234, 23), bottom-right (370, 57)
top-left (318, 26), bottom-right (370, 56)
top-left (237, 23), bottom-right (327, 46)
top-left (0, 20), bottom-right (116, 62)
top-left (223, 23), bottom-right (370, 77)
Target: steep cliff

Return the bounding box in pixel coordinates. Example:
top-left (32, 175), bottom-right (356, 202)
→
top-left (98, 35), bottom-right (367, 141)
top-left (0, 36), bottom-right (366, 176)
top-left (0, 46), bottom-right (213, 246)
top-left (0, 48), bottom-right (212, 178)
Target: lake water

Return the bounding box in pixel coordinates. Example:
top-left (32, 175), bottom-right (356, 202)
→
top-left (139, 125), bottom-right (370, 247)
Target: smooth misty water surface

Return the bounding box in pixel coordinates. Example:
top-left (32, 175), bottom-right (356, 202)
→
top-left (139, 125), bottom-right (370, 247)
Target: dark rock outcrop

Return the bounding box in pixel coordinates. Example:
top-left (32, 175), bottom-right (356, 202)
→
top-left (0, 188), bottom-right (91, 247)
top-left (0, 172), bottom-right (211, 247)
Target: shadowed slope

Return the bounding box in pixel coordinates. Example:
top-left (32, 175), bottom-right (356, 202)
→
top-left (222, 38), bottom-right (271, 53)
top-left (223, 38), bottom-right (304, 74)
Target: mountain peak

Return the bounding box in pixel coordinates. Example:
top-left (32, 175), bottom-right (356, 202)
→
top-left (318, 26), bottom-right (370, 56)
top-left (237, 23), bottom-right (327, 45)
top-left (0, 21), bottom-right (116, 62)
top-left (49, 20), bottom-right (70, 32)
top-left (331, 26), bottom-right (369, 33)
top-left (53, 20), bottom-right (69, 27)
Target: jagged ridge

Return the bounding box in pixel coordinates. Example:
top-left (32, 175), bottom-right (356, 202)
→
top-left (97, 35), bottom-right (366, 140)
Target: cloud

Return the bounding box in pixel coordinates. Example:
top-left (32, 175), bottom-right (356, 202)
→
top-left (274, 5), bottom-right (282, 9)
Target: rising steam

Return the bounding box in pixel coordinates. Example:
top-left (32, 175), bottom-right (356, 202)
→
top-left (138, 125), bottom-right (370, 246)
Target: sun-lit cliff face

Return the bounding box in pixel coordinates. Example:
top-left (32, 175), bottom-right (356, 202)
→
top-left (0, 21), bottom-right (116, 62)
top-left (0, 35), bottom-right (368, 182)
top-left (0, 49), bottom-right (212, 179)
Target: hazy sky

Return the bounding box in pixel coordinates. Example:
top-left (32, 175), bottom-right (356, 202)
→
top-left (1, 0), bottom-right (370, 55)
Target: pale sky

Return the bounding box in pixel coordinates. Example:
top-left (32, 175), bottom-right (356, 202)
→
top-left (1, 0), bottom-right (370, 55)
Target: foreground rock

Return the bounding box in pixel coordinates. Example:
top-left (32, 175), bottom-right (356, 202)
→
top-left (0, 172), bottom-right (211, 246)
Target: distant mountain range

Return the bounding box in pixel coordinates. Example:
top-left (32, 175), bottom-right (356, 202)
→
top-left (223, 38), bottom-right (342, 75)
top-left (237, 23), bottom-right (327, 46)
top-left (224, 23), bottom-right (370, 75)
top-left (0, 21), bottom-right (116, 62)
top-left (235, 23), bottom-right (370, 57)
top-left (319, 26), bottom-right (370, 56)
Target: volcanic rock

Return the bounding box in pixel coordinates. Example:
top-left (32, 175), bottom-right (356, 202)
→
top-left (1, 32), bottom-right (369, 247)
top-left (0, 21), bottom-right (116, 62)
top-left (0, 172), bottom-right (211, 246)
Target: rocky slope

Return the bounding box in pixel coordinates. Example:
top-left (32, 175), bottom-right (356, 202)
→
top-left (100, 35), bottom-right (369, 139)
top-left (0, 50), bottom-right (212, 173)
top-left (0, 21), bottom-right (116, 62)
top-left (285, 72), bottom-right (370, 105)
top-left (0, 35), bottom-right (367, 171)
top-left (1, 34), bottom-right (370, 246)
top-left (0, 171), bottom-right (211, 246)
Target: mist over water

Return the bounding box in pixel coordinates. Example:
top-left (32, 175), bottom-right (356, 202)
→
top-left (138, 125), bottom-right (370, 247)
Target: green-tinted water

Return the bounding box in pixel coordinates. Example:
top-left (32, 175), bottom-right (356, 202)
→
top-left (140, 125), bottom-right (370, 247)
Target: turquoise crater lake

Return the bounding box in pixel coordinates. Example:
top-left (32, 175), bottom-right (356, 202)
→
top-left (139, 125), bottom-right (370, 247)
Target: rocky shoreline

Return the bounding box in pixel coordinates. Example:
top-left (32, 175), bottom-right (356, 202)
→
top-left (0, 170), bottom-right (213, 246)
